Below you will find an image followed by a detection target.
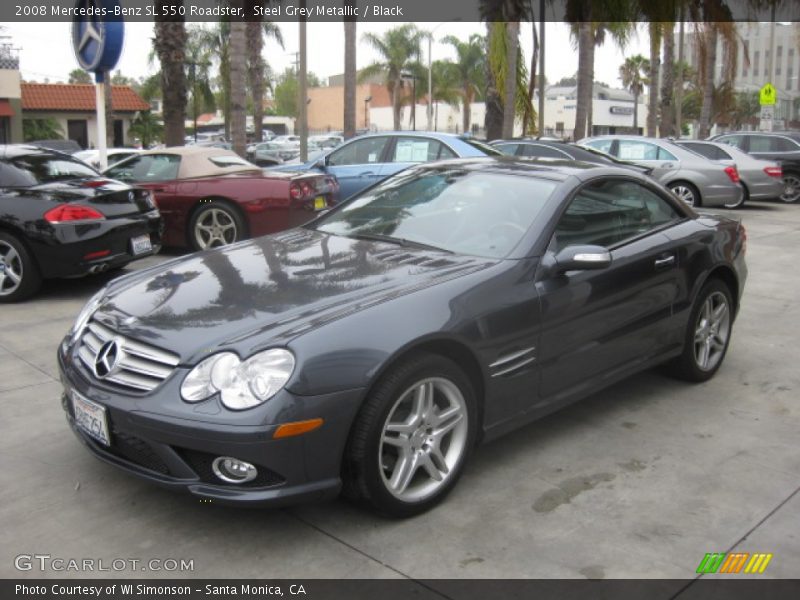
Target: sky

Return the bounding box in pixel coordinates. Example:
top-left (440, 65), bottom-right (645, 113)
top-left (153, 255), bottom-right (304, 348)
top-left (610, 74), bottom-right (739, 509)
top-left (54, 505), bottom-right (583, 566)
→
top-left (2, 21), bottom-right (651, 90)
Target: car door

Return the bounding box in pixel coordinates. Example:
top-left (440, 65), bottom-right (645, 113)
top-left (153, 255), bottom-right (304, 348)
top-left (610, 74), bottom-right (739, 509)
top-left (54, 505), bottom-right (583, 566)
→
top-left (535, 177), bottom-right (687, 403)
top-left (615, 139), bottom-right (680, 181)
top-left (324, 136), bottom-right (392, 199)
top-left (379, 136), bottom-right (458, 179)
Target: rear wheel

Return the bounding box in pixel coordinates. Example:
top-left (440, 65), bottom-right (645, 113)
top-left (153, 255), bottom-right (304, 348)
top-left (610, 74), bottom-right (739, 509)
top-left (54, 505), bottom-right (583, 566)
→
top-left (667, 279), bottom-right (733, 382)
top-left (724, 183), bottom-right (747, 209)
top-left (0, 232), bottom-right (41, 303)
top-left (344, 352), bottom-right (477, 517)
top-left (669, 182), bottom-right (701, 208)
top-left (780, 172), bottom-right (800, 203)
top-left (188, 201), bottom-right (245, 251)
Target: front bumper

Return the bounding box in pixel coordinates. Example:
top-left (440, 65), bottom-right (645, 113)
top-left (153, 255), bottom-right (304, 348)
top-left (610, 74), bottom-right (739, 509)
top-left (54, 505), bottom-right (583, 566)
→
top-left (57, 347), bottom-right (363, 508)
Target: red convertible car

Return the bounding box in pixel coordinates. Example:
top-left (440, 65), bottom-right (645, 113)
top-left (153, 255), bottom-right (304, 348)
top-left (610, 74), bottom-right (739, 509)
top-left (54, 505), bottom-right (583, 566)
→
top-left (103, 147), bottom-right (337, 250)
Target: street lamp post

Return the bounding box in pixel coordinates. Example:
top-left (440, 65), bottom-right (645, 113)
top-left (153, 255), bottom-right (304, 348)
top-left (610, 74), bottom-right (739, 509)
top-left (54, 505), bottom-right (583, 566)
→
top-left (401, 71), bottom-right (417, 130)
top-left (364, 95), bottom-right (372, 129)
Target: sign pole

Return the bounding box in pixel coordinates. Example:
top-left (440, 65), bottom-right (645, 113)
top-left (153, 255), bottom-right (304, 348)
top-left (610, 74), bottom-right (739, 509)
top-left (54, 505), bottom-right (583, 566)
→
top-left (95, 74), bottom-right (107, 170)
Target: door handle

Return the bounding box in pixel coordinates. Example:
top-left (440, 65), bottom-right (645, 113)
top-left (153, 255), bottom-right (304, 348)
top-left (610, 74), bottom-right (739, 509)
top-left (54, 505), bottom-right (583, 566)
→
top-left (654, 255), bottom-right (676, 269)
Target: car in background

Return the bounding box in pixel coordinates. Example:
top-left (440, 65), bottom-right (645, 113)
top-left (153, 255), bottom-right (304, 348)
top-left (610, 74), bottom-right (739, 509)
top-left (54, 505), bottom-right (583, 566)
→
top-left (309, 135), bottom-right (344, 149)
top-left (0, 145), bottom-right (162, 302)
top-left (491, 139), bottom-right (653, 175)
top-left (103, 146), bottom-right (337, 251)
top-left (59, 157), bottom-right (746, 516)
top-left (74, 148), bottom-right (144, 170)
top-left (709, 131), bottom-right (800, 203)
top-left (578, 136), bottom-right (743, 208)
top-left (30, 139), bottom-right (84, 155)
top-left (246, 141), bottom-right (298, 166)
top-left (675, 140), bottom-right (784, 208)
top-left (269, 131), bottom-right (499, 200)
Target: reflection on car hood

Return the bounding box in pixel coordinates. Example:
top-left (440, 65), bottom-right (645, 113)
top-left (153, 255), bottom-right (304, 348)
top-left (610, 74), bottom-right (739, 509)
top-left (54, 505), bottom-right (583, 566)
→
top-left (95, 229), bottom-right (494, 363)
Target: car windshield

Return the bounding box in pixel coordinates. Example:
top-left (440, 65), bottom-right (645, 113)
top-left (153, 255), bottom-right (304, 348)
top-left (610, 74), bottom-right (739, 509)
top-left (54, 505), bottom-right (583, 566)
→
top-left (462, 139), bottom-right (504, 156)
top-left (3, 153), bottom-right (99, 186)
top-left (311, 167), bottom-right (557, 258)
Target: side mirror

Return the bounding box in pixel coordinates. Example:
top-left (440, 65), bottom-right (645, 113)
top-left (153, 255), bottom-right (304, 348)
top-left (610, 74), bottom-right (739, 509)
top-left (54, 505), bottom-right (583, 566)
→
top-left (552, 245), bottom-right (612, 273)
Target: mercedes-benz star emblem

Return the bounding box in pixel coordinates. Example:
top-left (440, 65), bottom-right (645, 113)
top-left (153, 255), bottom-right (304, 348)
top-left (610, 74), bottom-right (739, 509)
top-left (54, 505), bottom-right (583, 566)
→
top-left (94, 340), bottom-right (121, 379)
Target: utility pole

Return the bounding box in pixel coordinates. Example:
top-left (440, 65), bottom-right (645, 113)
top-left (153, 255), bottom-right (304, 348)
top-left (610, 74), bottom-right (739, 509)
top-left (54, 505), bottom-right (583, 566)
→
top-left (298, 4), bottom-right (308, 161)
top-left (676, 13), bottom-right (684, 138)
top-left (537, 4), bottom-right (545, 137)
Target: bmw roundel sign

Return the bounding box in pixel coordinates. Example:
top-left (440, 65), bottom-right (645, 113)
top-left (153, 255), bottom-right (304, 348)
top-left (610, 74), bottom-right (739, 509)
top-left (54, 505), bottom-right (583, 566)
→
top-left (71, 0), bottom-right (124, 76)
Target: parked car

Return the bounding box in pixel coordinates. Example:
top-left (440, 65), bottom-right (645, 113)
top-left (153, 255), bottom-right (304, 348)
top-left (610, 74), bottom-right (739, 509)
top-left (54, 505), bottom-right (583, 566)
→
top-left (709, 131), bottom-right (800, 203)
top-left (491, 139), bottom-right (653, 175)
top-left (30, 139), bottom-right (83, 154)
top-left (103, 146), bottom-right (337, 251)
top-left (246, 142), bottom-right (296, 166)
top-left (74, 148), bottom-right (144, 170)
top-left (309, 135), bottom-right (344, 149)
top-left (0, 145), bottom-right (162, 302)
top-left (675, 140), bottom-right (784, 208)
top-left (578, 136), bottom-right (744, 208)
top-left (59, 157), bottom-right (746, 516)
top-left (269, 131), bottom-right (499, 200)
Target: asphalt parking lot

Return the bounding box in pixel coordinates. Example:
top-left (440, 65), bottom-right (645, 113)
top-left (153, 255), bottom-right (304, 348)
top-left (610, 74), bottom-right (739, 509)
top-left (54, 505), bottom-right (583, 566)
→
top-left (1, 201), bottom-right (798, 585)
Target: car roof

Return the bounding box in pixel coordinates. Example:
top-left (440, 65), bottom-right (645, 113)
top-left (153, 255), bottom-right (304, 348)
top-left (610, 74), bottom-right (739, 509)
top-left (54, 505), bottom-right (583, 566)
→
top-left (0, 144), bottom-right (76, 159)
top-left (118, 146), bottom-right (261, 178)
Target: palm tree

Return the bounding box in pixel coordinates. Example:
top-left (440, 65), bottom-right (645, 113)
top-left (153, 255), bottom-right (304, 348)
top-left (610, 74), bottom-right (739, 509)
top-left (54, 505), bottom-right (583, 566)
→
top-left (246, 15), bottom-right (283, 143)
top-left (429, 60), bottom-right (462, 130)
top-left (441, 34), bottom-right (486, 134)
top-left (153, 1), bottom-right (187, 146)
top-left (68, 69), bottom-right (91, 84)
top-left (360, 25), bottom-right (425, 130)
top-left (502, 21), bottom-right (520, 138)
top-left (128, 111), bottom-right (163, 148)
top-left (343, 9), bottom-right (357, 138)
top-left (619, 54), bottom-right (649, 132)
top-left (646, 22), bottom-right (661, 136)
top-left (659, 22), bottom-right (676, 137)
top-left (229, 10), bottom-right (247, 156)
top-left (486, 21), bottom-right (536, 138)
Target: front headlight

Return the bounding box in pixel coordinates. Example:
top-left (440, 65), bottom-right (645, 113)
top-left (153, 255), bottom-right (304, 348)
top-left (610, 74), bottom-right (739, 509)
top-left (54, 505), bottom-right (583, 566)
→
top-left (180, 349), bottom-right (295, 410)
top-left (69, 288), bottom-right (106, 345)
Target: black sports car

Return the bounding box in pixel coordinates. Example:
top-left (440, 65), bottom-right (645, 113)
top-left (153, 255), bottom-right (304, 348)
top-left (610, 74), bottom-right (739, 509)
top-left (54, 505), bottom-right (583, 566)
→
top-left (58, 157), bottom-right (746, 517)
top-left (0, 145), bottom-right (163, 302)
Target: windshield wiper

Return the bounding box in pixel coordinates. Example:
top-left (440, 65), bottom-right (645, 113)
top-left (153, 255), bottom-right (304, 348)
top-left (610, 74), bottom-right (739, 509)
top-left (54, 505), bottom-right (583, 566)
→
top-left (348, 232), bottom-right (453, 253)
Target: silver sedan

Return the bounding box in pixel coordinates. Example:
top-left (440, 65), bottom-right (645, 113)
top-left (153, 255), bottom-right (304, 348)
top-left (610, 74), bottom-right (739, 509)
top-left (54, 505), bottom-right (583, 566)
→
top-left (675, 140), bottom-right (785, 208)
top-left (578, 136), bottom-right (744, 208)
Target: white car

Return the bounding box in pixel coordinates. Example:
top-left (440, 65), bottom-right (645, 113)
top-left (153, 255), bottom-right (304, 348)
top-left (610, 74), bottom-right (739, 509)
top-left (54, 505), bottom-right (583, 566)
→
top-left (73, 148), bottom-right (143, 170)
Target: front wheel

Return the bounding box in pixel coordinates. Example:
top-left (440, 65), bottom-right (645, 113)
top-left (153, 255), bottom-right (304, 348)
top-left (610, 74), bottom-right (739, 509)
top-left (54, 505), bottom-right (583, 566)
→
top-left (666, 279), bottom-right (733, 382)
top-left (780, 172), bottom-right (800, 203)
top-left (344, 353), bottom-right (477, 517)
top-left (188, 201), bottom-right (245, 251)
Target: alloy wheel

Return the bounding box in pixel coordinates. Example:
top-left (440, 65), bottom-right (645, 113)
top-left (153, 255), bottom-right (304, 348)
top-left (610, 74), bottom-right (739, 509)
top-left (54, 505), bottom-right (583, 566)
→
top-left (379, 377), bottom-right (469, 503)
top-left (671, 185), bottom-right (696, 207)
top-left (194, 208), bottom-right (239, 249)
top-left (0, 240), bottom-right (24, 297)
top-left (693, 291), bottom-right (731, 372)
top-left (780, 174), bottom-right (800, 203)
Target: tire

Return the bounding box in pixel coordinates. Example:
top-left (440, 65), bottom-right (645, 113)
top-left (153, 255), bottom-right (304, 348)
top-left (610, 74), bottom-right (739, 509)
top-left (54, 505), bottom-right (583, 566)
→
top-left (344, 352), bottom-right (477, 518)
top-left (666, 279), bottom-right (734, 382)
top-left (188, 201), bottom-right (245, 251)
top-left (669, 181), bottom-right (701, 208)
top-left (0, 231), bottom-right (42, 303)
top-left (780, 171), bottom-right (800, 203)
top-left (724, 183), bottom-right (747, 209)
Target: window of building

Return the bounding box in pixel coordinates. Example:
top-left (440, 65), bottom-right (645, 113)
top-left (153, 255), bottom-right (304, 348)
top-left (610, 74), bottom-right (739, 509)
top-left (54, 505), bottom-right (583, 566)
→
top-left (776, 46), bottom-right (783, 75)
top-left (788, 48), bottom-right (795, 90)
top-left (753, 50), bottom-right (760, 76)
top-left (742, 41), bottom-right (749, 78)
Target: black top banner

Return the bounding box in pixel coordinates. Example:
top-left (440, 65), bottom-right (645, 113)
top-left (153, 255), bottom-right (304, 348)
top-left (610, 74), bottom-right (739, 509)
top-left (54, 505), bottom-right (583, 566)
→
top-left (4, 0), bottom-right (800, 23)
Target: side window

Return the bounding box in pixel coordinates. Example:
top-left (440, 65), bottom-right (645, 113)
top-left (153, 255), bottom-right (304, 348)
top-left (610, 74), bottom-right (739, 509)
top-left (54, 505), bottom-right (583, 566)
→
top-left (106, 154), bottom-right (180, 182)
top-left (522, 144), bottom-right (569, 159)
top-left (772, 137), bottom-right (800, 152)
top-left (657, 146), bottom-right (678, 161)
top-left (584, 139), bottom-right (614, 154)
top-left (327, 137), bottom-right (389, 166)
top-left (494, 143), bottom-right (520, 156)
top-left (389, 137), bottom-right (454, 162)
top-left (617, 140), bottom-right (660, 160)
top-left (552, 179), bottom-right (681, 252)
top-left (748, 135), bottom-right (779, 152)
top-left (717, 135), bottom-right (745, 150)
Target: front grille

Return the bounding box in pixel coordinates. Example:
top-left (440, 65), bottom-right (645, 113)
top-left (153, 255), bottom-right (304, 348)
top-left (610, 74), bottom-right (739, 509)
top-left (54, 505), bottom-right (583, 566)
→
top-left (77, 321), bottom-right (179, 393)
top-left (176, 448), bottom-right (285, 488)
top-left (107, 428), bottom-right (170, 475)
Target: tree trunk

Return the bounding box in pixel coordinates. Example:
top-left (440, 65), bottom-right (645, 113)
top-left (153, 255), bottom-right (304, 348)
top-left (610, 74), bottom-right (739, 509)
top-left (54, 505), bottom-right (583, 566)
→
top-left (343, 15), bottom-right (357, 138)
top-left (633, 92), bottom-right (639, 131)
top-left (391, 81), bottom-right (402, 130)
top-left (246, 17), bottom-right (265, 143)
top-left (229, 15), bottom-right (247, 157)
top-left (660, 22), bottom-right (675, 137)
top-left (462, 87), bottom-right (472, 134)
top-left (502, 21), bottom-right (519, 138)
top-left (153, 2), bottom-right (187, 147)
top-left (698, 27), bottom-right (717, 139)
top-left (523, 17), bottom-right (539, 136)
top-left (484, 22), bottom-right (503, 141)
top-left (647, 22), bottom-right (661, 137)
top-left (574, 22), bottom-right (594, 141)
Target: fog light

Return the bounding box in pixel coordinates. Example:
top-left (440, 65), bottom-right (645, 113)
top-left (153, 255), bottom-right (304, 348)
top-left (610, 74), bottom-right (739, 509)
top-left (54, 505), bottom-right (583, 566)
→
top-left (211, 456), bottom-right (257, 484)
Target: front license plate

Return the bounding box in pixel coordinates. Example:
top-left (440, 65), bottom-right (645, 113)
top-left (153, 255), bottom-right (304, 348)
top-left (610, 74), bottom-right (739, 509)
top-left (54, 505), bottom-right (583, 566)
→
top-left (71, 390), bottom-right (110, 446)
top-left (313, 196), bottom-right (326, 211)
top-left (130, 234), bottom-right (152, 256)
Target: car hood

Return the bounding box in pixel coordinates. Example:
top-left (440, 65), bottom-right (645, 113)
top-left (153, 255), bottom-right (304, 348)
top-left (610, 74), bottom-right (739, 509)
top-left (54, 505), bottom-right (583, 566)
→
top-left (93, 229), bottom-right (494, 363)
